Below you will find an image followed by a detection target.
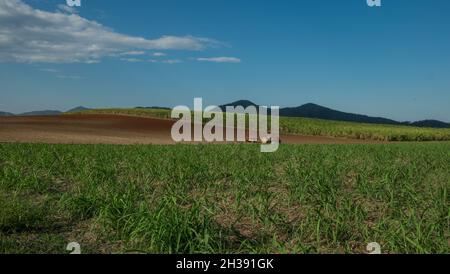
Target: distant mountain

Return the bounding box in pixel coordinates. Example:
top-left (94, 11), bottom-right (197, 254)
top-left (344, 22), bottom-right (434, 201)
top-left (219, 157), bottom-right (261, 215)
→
top-left (67, 106), bottom-right (91, 113)
top-left (220, 100), bottom-right (260, 110)
top-left (406, 120), bottom-right (450, 129)
top-left (219, 100), bottom-right (272, 114)
top-left (4, 101), bottom-right (449, 129)
top-left (218, 100), bottom-right (450, 129)
top-left (280, 103), bottom-right (400, 125)
top-left (18, 110), bottom-right (62, 116)
top-left (0, 111), bottom-right (14, 116)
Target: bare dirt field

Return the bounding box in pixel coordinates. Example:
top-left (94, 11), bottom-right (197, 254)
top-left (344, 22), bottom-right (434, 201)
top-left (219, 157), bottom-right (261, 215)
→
top-left (0, 114), bottom-right (381, 145)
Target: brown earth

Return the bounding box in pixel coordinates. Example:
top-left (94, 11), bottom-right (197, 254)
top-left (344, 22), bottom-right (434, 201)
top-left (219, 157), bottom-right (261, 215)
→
top-left (0, 114), bottom-right (382, 145)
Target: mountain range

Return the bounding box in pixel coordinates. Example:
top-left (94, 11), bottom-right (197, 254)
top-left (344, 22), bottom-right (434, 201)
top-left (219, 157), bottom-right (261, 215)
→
top-left (66, 106), bottom-right (91, 113)
top-left (220, 100), bottom-right (450, 129)
top-left (1, 102), bottom-right (448, 128)
top-left (0, 106), bottom-right (90, 117)
top-left (18, 110), bottom-right (63, 116)
top-left (0, 111), bottom-right (14, 116)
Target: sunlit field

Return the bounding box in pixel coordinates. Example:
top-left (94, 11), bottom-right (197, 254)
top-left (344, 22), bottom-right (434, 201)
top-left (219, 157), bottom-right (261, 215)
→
top-left (1, 143), bottom-right (448, 254)
top-left (72, 108), bottom-right (450, 142)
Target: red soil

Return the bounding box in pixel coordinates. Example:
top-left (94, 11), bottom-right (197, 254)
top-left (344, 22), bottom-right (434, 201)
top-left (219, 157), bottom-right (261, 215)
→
top-left (0, 114), bottom-right (381, 145)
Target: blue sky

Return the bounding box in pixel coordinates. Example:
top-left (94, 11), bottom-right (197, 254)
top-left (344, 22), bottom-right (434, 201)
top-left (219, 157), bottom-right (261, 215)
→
top-left (0, 0), bottom-right (449, 122)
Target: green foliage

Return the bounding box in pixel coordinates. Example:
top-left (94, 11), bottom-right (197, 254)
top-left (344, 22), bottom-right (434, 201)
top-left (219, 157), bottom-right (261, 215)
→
top-left (280, 117), bottom-right (450, 141)
top-left (71, 108), bottom-right (172, 119)
top-left (0, 143), bottom-right (449, 254)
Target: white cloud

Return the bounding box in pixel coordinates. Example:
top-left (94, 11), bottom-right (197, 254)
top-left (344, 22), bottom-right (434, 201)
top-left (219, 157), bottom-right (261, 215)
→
top-left (0, 0), bottom-right (220, 63)
top-left (162, 59), bottom-right (181, 64)
top-left (120, 58), bottom-right (143, 63)
top-left (120, 51), bottom-right (146, 56)
top-left (119, 58), bottom-right (181, 64)
top-left (152, 52), bottom-right (167, 57)
top-left (57, 4), bottom-right (78, 14)
top-left (197, 57), bottom-right (241, 63)
top-left (120, 58), bottom-right (181, 64)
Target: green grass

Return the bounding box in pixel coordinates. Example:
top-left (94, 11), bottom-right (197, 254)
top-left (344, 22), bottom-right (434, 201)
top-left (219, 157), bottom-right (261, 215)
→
top-left (72, 108), bottom-right (173, 120)
top-left (70, 108), bottom-right (450, 142)
top-left (0, 143), bottom-right (448, 254)
top-left (281, 117), bottom-right (450, 142)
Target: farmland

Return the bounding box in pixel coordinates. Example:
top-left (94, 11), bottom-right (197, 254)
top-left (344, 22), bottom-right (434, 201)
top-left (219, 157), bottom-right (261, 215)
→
top-left (71, 108), bottom-right (450, 142)
top-left (0, 115), bottom-right (378, 145)
top-left (0, 143), bottom-right (448, 254)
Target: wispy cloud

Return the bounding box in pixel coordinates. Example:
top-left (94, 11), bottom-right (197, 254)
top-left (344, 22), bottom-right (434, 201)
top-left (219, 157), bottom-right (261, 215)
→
top-left (152, 52), bottom-right (167, 57)
top-left (197, 57), bottom-right (241, 63)
top-left (39, 67), bottom-right (81, 79)
top-left (119, 58), bottom-right (181, 64)
top-left (39, 68), bottom-right (59, 73)
top-left (119, 51), bottom-right (146, 56)
top-left (0, 0), bottom-right (221, 63)
top-left (56, 4), bottom-right (78, 14)
top-left (162, 59), bottom-right (182, 64)
top-left (120, 58), bottom-right (143, 63)
top-left (145, 59), bottom-right (181, 64)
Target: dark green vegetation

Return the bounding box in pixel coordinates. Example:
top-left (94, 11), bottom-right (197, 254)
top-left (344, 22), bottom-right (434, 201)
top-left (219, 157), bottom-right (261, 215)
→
top-left (1, 143), bottom-right (449, 254)
top-left (71, 108), bottom-right (450, 141)
top-left (0, 112), bottom-right (14, 117)
top-left (220, 100), bottom-right (450, 128)
top-left (18, 110), bottom-right (63, 116)
top-left (67, 106), bottom-right (91, 113)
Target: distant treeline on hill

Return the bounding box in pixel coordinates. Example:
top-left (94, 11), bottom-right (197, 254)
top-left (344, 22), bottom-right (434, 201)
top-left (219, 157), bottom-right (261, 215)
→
top-left (219, 100), bottom-right (450, 129)
top-left (135, 106), bottom-right (171, 110)
top-left (1, 101), bottom-right (449, 129)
